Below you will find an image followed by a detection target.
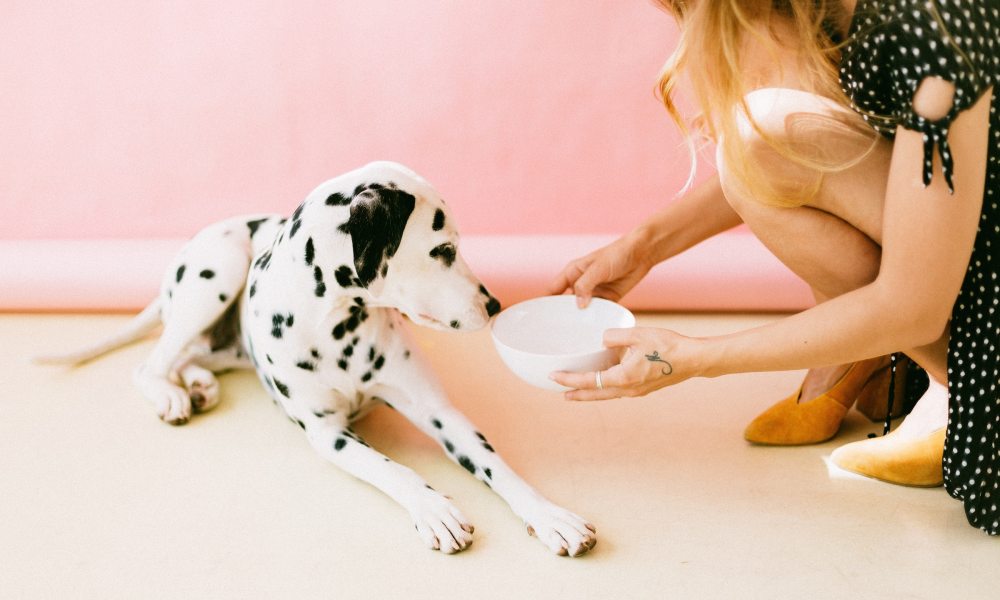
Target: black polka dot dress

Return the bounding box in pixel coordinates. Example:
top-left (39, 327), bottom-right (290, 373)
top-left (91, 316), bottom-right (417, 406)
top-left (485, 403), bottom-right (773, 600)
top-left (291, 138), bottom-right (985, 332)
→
top-left (841, 1), bottom-right (999, 535)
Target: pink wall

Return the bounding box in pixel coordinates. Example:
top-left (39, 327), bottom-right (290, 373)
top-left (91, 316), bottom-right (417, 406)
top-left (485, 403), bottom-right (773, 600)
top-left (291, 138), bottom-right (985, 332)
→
top-left (1, 1), bottom-right (692, 240)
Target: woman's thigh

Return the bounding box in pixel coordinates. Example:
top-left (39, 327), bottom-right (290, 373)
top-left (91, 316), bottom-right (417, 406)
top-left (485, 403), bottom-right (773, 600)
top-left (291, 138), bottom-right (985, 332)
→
top-left (718, 87), bottom-right (895, 299)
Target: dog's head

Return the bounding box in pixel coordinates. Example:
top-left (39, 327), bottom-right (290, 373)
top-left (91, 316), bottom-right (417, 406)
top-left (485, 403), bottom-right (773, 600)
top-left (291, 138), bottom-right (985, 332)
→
top-left (335, 161), bottom-right (501, 331)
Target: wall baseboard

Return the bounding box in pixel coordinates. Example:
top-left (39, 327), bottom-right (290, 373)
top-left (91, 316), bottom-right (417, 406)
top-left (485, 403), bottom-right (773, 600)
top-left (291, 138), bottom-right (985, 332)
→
top-left (0, 232), bottom-right (811, 312)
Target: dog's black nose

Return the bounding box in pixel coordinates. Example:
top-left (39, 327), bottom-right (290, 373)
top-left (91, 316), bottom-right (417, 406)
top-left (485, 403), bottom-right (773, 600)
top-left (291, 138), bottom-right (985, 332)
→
top-left (486, 297), bottom-right (501, 317)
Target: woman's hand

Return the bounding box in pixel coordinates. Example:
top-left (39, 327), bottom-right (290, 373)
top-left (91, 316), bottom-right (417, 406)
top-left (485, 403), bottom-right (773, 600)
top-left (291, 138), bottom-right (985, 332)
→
top-left (548, 233), bottom-right (654, 308)
top-left (549, 327), bottom-right (706, 401)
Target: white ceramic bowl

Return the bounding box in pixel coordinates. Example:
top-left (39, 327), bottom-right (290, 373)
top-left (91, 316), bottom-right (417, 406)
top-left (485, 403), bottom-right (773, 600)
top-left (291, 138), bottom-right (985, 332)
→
top-left (491, 295), bottom-right (636, 391)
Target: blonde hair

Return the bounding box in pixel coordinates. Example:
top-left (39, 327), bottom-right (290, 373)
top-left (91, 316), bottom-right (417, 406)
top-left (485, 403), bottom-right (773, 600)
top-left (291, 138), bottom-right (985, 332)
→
top-left (655, 0), bottom-right (877, 207)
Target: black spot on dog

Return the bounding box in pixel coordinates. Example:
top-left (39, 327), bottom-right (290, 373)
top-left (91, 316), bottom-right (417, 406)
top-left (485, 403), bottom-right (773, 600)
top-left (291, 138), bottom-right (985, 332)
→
top-left (458, 456), bottom-right (476, 474)
top-left (247, 218), bottom-right (268, 237)
top-left (335, 265), bottom-right (354, 288)
top-left (176, 265), bottom-right (186, 283)
top-left (334, 437), bottom-right (347, 451)
top-left (249, 282), bottom-right (257, 298)
top-left (266, 354), bottom-right (273, 364)
top-left (484, 467), bottom-right (492, 480)
top-left (296, 361), bottom-right (315, 371)
top-left (337, 359), bottom-right (349, 370)
top-left (352, 336), bottom-right (360, 346)
top-left (311, 348), bottom-right (321, 359)
top-left (432, 418), bottom-right (443, 429)
top-left (486, 297), bottom-right (501, 317)
top-left (199, 269), bottom-right (215, 279)
top-left (273, 378), bottom-right (290, 398)
top-left (373, 355), bottom-right (385, 370)
top-left (475, 432), bottom-right (496, 452)
top-left (270, 313), bottom-right (294, 338)
top-left (337, 185), bottom-right (416, 287)
top-left (219, 293), bottom-right (227, 302)
top-left (432, 209), bottom-right (446, 231)
top-left (255, 250), bottom-right (272, 270)
top-left (429, 243), bottom-right (456, 268)
top-left (345, 315), bottom-right (360, 332)
top-left (305, 238), bottom-right (315, 266)
top-left (381, 264), bottom-right (388, 278)
top-left (314, 266), bottom-right (326, 297)
top-left (332, 323), bottom-right (346, 340)
top-left (361, 371), bottom-right (372, 383)
top-left (290, 417), bottom-right (305, 430)
top-left (444, 440), bottom-right (455, 453)
top-left (289, 219), bottom-right (302, 239)
top-left (326, 192), bottom-right (350, 206)
top-left (343, 345), bottom-right (353, 357)
top-left (449, 320), bottom-right (461, 329)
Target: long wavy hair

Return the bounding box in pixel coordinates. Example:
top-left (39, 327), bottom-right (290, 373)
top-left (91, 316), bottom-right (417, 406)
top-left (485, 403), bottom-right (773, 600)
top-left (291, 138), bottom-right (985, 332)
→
top-left (655, 0), bottom-right (876, 206)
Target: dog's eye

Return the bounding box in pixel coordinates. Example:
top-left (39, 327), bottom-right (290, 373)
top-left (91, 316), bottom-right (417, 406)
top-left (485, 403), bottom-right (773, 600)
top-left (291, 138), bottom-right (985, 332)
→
top-left (429, 243), bottom-right (457, 267)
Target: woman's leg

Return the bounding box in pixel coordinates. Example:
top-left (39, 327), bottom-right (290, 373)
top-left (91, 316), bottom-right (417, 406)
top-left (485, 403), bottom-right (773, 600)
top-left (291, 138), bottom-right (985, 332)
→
top-left (722, 88), bottom-right (948, 432)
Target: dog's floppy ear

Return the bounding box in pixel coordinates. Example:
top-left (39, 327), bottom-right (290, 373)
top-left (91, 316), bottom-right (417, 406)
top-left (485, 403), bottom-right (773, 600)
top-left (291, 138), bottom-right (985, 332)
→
top-left (338, 184), bottom-right (416, 288)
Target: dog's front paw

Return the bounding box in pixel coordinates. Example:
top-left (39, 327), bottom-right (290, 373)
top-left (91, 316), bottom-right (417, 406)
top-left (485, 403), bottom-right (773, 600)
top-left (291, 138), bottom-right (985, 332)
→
top-left (523, 502), bottom-right (597, 557)
top-left (407, 487), bottom-right (475, 554)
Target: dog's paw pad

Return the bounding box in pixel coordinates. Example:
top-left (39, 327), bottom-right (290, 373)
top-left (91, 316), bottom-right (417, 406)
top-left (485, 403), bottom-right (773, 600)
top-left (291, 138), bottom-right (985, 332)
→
top-left (408, 489), bottom-right (474, 554)
top-left (523, 503), bottom-right (597, 558)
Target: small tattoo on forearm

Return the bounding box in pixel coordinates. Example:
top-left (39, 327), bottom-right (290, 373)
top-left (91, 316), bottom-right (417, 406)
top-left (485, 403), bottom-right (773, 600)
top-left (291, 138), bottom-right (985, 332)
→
top-left (645, 351), bottom-right (673, 376)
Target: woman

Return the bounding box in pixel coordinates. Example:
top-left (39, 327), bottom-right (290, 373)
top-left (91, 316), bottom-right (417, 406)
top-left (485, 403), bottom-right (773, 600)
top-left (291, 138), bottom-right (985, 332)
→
top-left (550, 0), bottom-right (999, 535)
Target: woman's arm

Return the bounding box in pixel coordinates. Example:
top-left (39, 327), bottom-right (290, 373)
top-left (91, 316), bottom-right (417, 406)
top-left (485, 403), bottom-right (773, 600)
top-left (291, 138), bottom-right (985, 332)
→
top-left (631, 173), bottom-right (744, 265)
top-left (553, 83), bottom-right (992, 399)
top-left (549, 173), bottom-right (743, 305)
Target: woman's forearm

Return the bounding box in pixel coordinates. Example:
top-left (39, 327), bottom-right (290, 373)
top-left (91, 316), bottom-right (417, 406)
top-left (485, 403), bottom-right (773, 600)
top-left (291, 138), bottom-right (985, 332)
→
top-left (699, 280), bottom-right (933, 379)
top-left (629, 174), bottom-right (743, 266)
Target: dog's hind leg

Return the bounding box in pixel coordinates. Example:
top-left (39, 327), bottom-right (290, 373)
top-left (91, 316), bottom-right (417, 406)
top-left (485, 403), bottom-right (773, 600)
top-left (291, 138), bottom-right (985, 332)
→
top-left (171, 344), bottom-right (253, 413)
top-left (135, 230), bottom-right (252, 425)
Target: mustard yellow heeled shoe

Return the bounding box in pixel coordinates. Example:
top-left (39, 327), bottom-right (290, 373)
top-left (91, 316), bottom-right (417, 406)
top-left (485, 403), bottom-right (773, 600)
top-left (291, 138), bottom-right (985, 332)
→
top-left (830, 427), bottom-right (945, 487)
top-left (744, 357), bottom-right (889, 446)
top-left (854, 356), bottom-right (911, 422)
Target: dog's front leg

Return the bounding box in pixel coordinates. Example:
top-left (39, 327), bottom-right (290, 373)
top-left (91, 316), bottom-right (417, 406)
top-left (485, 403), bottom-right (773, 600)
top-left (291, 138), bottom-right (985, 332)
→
top-left (301, 414), bottom-right (475, 554)
top-left (373, 383), bottom-right (597, 557)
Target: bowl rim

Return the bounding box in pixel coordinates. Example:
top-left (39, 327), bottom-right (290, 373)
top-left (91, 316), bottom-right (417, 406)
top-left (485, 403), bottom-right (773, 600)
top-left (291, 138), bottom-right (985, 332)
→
top-left (490, 295), bottom-right (636, 360)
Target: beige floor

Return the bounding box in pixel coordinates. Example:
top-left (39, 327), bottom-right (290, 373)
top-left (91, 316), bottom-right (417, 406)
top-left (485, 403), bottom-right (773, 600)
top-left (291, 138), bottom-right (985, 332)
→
top-left (2, 313), bottom-right (999, 600)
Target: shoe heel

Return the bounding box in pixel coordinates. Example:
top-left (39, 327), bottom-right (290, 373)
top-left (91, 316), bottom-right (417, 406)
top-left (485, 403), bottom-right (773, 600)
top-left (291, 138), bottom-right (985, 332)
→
top-left (855, 363), bottom-right (908, 422)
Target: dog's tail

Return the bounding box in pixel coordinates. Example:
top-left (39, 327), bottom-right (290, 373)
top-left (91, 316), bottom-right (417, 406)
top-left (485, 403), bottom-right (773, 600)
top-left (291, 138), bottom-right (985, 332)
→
top-left (33, 298), bottom-right (163, 366)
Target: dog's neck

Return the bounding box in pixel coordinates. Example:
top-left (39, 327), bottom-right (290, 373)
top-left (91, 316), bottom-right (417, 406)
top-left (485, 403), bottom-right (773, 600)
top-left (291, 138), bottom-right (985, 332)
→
top-left (273, 198), bottom-right (382, 319)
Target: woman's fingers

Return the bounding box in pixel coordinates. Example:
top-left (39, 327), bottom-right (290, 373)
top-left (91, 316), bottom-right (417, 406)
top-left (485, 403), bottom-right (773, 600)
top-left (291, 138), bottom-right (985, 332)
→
top-left (550, 363), bottom-right (630, 393)
top-left (602, 327), bottom-right (639, 348)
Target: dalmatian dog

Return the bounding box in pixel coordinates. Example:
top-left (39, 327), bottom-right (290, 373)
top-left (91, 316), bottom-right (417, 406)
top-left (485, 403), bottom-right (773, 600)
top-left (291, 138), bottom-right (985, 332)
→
top-left (39, 161), bottom-right (596, 557)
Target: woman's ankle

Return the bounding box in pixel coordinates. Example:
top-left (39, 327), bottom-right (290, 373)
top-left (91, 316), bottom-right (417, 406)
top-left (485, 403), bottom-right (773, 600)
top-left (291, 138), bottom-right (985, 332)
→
top-left (892, 378), bottom-right (948, 439)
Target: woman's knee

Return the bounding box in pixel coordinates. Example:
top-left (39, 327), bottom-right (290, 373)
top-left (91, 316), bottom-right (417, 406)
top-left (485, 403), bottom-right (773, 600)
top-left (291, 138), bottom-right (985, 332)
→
top-left (718, 87), bottom-right (877, 211)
